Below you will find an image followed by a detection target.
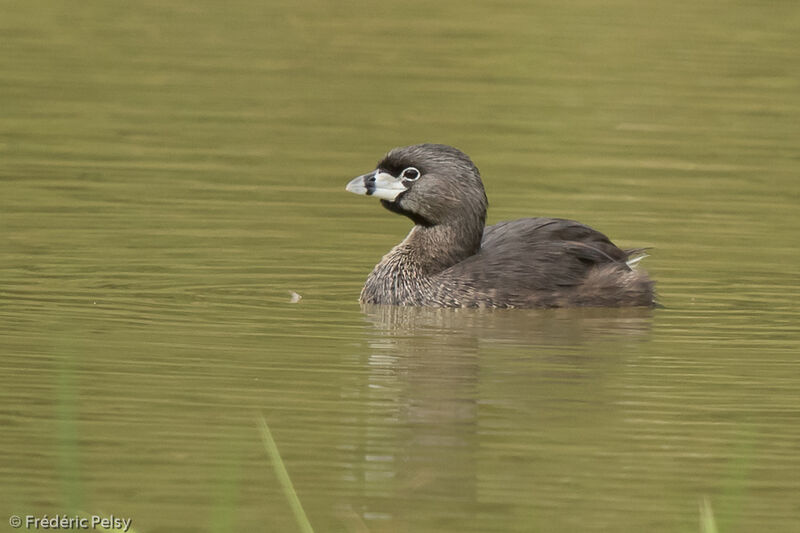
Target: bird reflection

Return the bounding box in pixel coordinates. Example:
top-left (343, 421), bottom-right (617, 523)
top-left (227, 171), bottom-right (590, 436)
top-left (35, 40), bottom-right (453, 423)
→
top-left (360, 303), bottom-right (653, 343)
top-left (343, 306), bottom-right (653, 531)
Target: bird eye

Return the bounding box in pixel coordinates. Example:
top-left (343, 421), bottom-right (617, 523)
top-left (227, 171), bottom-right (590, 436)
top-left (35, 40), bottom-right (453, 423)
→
top-left (401, 167), bottom-right (420, 181)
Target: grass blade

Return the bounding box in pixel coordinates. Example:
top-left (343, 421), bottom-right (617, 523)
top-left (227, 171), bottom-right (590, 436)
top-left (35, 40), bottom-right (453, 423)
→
top-left (700, 497), bottom-right (718, 533)
top-left (258, 415), bottom-right (315, 533)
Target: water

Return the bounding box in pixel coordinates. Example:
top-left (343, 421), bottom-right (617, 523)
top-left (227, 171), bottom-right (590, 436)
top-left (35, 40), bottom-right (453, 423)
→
top-left (2, 1), bottom-right (799, 532)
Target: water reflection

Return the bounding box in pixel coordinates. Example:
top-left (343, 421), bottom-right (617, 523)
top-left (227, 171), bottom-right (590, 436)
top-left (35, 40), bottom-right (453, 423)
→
top-left (348, 305), bottom-right (653, 530)
top-left (360, 304), bottom-right (653, 344)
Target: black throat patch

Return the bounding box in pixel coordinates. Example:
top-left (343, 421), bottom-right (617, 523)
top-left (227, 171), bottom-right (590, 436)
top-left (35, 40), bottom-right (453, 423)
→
top-left (380, 198), bottom-right (433, 227)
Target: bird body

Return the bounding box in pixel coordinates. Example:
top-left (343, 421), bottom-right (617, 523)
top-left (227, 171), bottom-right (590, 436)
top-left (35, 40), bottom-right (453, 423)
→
top-left (346, 144), bottom-right (655, 308)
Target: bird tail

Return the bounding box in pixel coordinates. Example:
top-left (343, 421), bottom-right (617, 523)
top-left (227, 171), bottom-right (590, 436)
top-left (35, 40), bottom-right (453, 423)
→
top-left (624, 248), bottom-right (649, 269)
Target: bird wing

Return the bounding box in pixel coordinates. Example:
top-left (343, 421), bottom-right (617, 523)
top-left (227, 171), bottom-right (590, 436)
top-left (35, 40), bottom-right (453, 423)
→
top-left (439, 218), bottom-right (633, 295)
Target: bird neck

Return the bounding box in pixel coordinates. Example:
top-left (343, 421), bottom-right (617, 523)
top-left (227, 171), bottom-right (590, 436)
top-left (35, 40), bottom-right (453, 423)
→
top-left (360, 217), bottom-right (485, 305)
top-left (397, 218), bottom-right (484, 275)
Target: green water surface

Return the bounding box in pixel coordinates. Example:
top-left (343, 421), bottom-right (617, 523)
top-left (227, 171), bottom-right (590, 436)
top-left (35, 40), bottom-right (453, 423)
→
top-left (2, 1), bottom-right (799, 532)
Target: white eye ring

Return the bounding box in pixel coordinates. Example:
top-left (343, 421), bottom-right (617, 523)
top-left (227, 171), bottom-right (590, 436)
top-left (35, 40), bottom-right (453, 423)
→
top-left (401, 167), bottom-right (420, 181)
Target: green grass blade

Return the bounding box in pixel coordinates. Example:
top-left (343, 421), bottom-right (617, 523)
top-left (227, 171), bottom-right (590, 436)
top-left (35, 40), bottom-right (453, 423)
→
top-left (258, 415), bottom-right (315, 533)
top-left (700, 497), bottom-right (718, 533)
top-left (57, 354), bottom-right (82, 514)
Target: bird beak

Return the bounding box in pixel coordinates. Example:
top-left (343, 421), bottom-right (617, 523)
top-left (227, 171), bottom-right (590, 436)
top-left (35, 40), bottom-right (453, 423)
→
top-left (346, 171), bottom-right (407, 202)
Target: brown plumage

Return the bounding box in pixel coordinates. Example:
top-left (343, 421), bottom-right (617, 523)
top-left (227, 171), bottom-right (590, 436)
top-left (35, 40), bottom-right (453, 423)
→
top-left (345, 144), bottom-right (655, 308)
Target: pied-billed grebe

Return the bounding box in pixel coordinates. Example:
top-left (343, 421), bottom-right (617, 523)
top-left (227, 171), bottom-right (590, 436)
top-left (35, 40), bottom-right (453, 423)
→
top-left (346, 144), bottom-right (655, 308)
